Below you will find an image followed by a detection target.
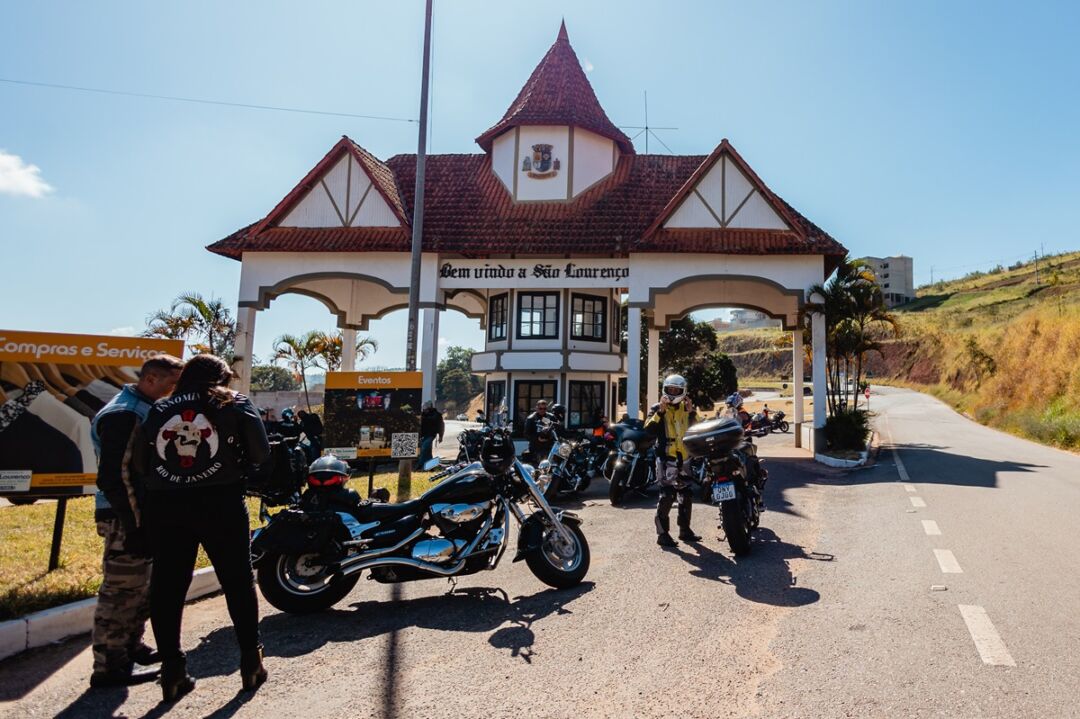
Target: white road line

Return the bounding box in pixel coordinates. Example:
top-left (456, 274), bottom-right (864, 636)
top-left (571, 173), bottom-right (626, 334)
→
top-left (922, 520), bottom-right (942, 536)
top-left (934, 549), bottom-right (963, 573)
top-left (892, 449), bottom-right (911, 482)
top-left (958, 605), bottom-right (1016, 666)
top-left (904, 484), bottom-right (917, 493)
top-left (910, 496), bottom-right (926, 508)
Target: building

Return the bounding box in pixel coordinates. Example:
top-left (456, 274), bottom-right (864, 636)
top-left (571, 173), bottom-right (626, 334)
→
top-left (712, 309), bottom-right (782, 332)
top-left (208, 22), bottom-right (847, 449)
top-left (861, 255), bottom-right (915, 307)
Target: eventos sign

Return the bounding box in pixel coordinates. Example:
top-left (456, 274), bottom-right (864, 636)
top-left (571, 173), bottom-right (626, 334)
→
top-left (437, 259), bottom-right (631, 288)
top-left (0, 330), bottom-right (183, 366)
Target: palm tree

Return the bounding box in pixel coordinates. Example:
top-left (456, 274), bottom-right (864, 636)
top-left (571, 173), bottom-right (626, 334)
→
top-left (273, 331), bottom-right (324, 410)
top-left (144, 292), bottom-right (236, 360)
top-left (314, 331), bottom-right (379, 372)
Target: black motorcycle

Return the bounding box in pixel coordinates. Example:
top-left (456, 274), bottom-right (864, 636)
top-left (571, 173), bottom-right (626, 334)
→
top-left (765, 410), bottom-right (789, 433)
top-left (456, 427), bottom-right (486, 463)
top-left (251, 428), bottom-right (590, 614)
top-left (531, 418), bottom-right (582, 500)
top-left (683, 416), bottom-right (767, 555)
top-left (606, 418), bottom-right (658, 505)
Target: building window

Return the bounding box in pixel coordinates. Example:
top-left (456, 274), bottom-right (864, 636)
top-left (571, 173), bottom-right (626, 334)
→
top-left (568, 381), bottom-right (605, 429)
top-left (517, 292), bottom-right (559, 339)
top-left (884, 282), bottom-right (890, 288)
top-left (882, 262), bottom-right (890, 269)
top-left (571, 293), bottom-right (607, 342)
top-left (513, 380), bottom-right (557, 435)
top-left (488, 293), bottom-right (508, 341)
top-left (883, 273), bottom-right (890, 279)
top-left (485, 381), bottom-right (506, 423)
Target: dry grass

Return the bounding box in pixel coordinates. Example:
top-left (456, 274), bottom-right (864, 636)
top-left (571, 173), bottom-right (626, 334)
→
top-left (0, 470), bottom-right (437, 620)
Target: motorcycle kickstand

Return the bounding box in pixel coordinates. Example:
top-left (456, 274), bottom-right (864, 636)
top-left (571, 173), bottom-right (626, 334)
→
top-left (446, 577), bottom-right (458, 595)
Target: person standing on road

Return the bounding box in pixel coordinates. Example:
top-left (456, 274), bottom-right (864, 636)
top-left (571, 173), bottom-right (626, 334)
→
top-left (524, 399), bottom-right (554, 463)
top-left (645, 374), bottom-right (702, 548)
top-left (417, 401), bottom-right (445, 466)
top-left (89, 354), bottom-right (183, 688)
top-left (132, 354), bottom-right (271, 701)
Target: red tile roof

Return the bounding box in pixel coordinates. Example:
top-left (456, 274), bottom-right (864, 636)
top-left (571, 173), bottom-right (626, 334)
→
top-left (474, 22), bottom-right (634, 154)
top-left (208, 146), bottom-right (846, 268)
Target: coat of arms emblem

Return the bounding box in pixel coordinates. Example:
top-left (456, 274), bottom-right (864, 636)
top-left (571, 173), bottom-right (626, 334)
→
top-left (522, 143), bottom-right (560, 179)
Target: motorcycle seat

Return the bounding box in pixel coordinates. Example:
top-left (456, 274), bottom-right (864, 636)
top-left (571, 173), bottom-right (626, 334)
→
top-left (354, 498), bottom-right (426, 523)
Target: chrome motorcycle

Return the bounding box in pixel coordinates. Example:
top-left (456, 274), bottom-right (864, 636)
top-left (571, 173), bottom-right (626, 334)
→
top-left (251, 427), bottom-right (590, 614)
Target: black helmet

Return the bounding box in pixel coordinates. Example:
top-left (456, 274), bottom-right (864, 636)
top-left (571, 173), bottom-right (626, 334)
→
top-left (307, 455), bottom-right (350, 488)
top-left (480, 431), bottom-right (516, 475)
top-left (549, 404), bottom-right (567, 422)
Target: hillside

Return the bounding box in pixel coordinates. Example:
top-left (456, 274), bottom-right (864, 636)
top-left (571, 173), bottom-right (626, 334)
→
top-left (714, 328), bottom-right (795, 382)
top-left (867, 250), bottom-right (1080, 449)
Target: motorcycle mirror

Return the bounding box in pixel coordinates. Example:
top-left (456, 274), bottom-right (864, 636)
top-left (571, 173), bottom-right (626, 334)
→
top-left (421, 458), bottom-right (442, 472)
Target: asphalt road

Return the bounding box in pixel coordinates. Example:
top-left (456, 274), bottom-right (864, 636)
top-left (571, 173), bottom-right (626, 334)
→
top-left (3, 388), bottom-right (1079, 717)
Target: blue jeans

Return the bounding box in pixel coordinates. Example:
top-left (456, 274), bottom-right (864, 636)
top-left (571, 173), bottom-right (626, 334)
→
top-left (417, 435), bottom-right (435, 466)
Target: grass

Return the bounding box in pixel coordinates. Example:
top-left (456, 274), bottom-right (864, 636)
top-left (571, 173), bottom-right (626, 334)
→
top-left (0, 470), bottom-right (437, 621)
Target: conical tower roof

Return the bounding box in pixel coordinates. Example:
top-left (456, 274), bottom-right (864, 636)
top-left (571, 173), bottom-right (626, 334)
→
top-left (475, 21), bottom-right (634, 154)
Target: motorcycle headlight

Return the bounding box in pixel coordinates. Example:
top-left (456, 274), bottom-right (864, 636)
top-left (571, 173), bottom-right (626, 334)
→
top-left (557, 442), bottom-right (572, 458)
top-left (620, 439), bottom-right (636, 453)
top-left (538, 459), bottom-right (552, 472)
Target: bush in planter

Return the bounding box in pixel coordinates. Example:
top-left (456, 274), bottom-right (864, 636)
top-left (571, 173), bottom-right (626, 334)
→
top-left (825, 409), bottom-right (871, 451)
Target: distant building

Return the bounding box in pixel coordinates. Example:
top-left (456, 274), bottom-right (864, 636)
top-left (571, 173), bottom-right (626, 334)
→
top-left (860, 255), bottom-right (915, 307)
top-left (712, 309), bottom-right (782, 332)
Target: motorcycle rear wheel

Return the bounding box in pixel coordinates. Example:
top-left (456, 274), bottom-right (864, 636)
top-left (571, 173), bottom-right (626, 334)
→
top-left (257, 551), bottom-right (360, 614)
top-left (720, 496), bottom-right (752, 556)
top-left (779, 421), bottom-right (789, 433)
top-left (525, 521), bottom-right (590, 589)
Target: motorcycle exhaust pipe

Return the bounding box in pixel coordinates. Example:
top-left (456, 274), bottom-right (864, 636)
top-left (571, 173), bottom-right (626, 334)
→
top-left (337, 515), bottom-right (494, 579)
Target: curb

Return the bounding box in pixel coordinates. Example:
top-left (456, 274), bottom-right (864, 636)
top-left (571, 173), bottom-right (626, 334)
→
top-left (814, 431), bottom-right (875, 468)
top-left (0, 566), bottom-right (221, 662)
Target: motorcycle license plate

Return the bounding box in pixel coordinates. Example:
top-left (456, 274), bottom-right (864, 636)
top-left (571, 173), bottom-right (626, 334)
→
top-left (712, 481), bottom-right (736, 503)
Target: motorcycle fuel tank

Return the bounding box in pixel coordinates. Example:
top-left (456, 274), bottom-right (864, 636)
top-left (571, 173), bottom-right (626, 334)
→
top-left (420, 466), bottom-right (494, 505)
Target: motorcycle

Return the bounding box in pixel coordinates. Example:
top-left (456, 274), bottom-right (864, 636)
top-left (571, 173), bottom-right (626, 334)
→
top-left (251, 426), bottom-right (590, 614)
top-left (532, 418), bottom-right (588, 500)
top-left (456, 427), bottom-right (486, 463)
top-left (683, 416), bottom-right (768, 555)
top-left (765, 409), bottom-right (789, 434)
top-left (606, 418), bottom-right (658, 505)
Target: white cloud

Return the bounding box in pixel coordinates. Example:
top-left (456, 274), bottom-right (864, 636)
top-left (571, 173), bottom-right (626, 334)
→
top-left (107, 326), bottom-right (137, 336)
top-left (0, 149), bottom-right (54, 198)
top-left (582, 57), bottom-right (594, 73)
top-left (437, 336), bottom-right (450, 346)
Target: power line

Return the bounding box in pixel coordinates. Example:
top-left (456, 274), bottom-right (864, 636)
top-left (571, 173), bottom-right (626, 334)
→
top-left (0, 77), bottom-right (418, 123)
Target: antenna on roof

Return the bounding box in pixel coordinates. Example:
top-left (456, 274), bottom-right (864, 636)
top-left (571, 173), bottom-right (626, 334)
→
top-left (618, 90), bottom-right (678, 154)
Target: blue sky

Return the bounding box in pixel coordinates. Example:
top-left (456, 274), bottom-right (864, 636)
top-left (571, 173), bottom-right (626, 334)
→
top-left (2, 1), bottom-right (1078, 370)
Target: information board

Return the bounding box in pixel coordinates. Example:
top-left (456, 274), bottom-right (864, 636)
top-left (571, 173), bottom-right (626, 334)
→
top-left (323, 371), bottom-right (422, 460)
top-left (0, 329), bottom-right (184, 498)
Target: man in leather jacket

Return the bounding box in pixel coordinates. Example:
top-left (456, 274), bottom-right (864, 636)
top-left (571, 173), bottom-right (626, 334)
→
top-left (644, 374), bottom-right (702, 547)
top-left (523, 399), bottom-right (554, 462)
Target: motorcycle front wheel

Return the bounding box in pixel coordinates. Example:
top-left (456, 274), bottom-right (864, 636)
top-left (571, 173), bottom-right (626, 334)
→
top-left (720, 494), bottom-right (753, 556)
top-left (779, 421), bottom-right (790, 433)
top-left (608, 465), bottom-right (628, 505)
top-left (525, 521), bottom-right (590, 589)
top-left (256, 551), bottom-right (360, 614)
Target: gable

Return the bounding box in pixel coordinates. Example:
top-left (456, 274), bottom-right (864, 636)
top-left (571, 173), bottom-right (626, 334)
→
top-left (664, 152), bottom-right (790, 231)
top-left (280, 153), bottom-right (400, 228)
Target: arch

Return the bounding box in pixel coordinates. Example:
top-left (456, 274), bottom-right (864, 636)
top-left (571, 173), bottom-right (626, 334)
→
top-left (656, 301), bottom-right (798, 331)
top-left (242, 270), bottom-right (407, 312)
top-left (442, 288), bottom-right (488, 329)
top-left (635, 273), bottom-right (804, 332)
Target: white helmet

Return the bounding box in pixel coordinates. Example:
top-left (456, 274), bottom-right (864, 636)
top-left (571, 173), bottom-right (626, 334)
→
top-left (662, 374), bottom-right (688, 405)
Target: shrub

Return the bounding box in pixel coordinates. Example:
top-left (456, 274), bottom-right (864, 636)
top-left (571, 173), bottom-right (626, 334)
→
top-left (825, 409), bottom-right (871, 451)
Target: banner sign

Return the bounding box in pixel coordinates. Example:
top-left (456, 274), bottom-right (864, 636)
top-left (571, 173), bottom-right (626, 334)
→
top-left (0, 329), bottom-right (184, 497)
top-left (323, 371), bottom-right (422, 459)
top-left (437, 259), bottom-right (631, 289)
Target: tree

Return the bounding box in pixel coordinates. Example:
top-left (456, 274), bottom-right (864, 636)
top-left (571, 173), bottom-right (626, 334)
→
top-left (250, 365), bottom-right (300, 392)
top-left (437, 346), bottom-right (483, 409)
top-left (272, 331), bottom-right (324, 410)
top-left (314, 331), bottom-right (379, 371)
top-left (144, 292), bottom-right (236, 360)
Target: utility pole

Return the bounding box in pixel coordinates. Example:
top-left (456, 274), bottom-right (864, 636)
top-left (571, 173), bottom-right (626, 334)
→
top-left (400, 0), bottom-right (433, 500)
top-left (930, 265), bottom-right (934, 285)
top-left (1034, 251), bottom-right (1040, 286)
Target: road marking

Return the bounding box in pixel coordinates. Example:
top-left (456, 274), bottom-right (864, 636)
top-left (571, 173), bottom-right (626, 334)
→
top-left (934, 549), bottom-right (963, 573)
top-left (910, 496), bottom-right (926, 508)
top-left (892, 449), bottom-right (910, 482)
top-left (922, 520), bottom-right (942, 535)
top-left (904, 484), bottom-right (917, 493)
top-left (958, 605), bottom-right (1016, 666)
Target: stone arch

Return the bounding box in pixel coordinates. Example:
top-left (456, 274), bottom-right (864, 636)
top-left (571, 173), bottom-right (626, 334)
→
top-left (634, 273), bottom-right (804, 331)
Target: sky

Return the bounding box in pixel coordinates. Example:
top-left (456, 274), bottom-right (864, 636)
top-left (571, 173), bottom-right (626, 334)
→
top-left (2, 0), bottom-right (1079, 371)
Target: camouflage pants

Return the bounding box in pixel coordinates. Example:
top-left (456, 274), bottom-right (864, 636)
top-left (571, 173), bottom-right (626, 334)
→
top-left (91, 519), bottom-right (151, 673)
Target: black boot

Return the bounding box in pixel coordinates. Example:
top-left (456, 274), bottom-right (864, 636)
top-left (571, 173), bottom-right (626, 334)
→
top-left (678, 529), bottom-right (702, 542)
top-left (240, 645), bottom-right (268, 691)
top-left (160, 655), bottom-right (195, 702)
top-left (676, 487), bottom-right (699, 541)
top-left (90, 662), bottom-right (159, 688)
top-left (129, 642), bottom-right (161, 665)
top-left (656, 532), bottom-right (678, 547)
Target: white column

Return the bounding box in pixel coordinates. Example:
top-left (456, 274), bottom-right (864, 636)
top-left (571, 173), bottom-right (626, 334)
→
top-left (232, 306), bottom-right (257, 395)
top-left (646, 324), bottom-right (660, 410)
top-left (811, 310), bottom-right (827, 433)
top-left (421, 307), bottom-right (440, 402)
top-left (792, 327), bottom-right (804, 448)
top-left (626, 307), bottom-right (642, 419)
top-left (340, 328), bottom-right (357, 372)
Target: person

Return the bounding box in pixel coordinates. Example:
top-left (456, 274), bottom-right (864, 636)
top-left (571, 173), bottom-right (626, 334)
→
top-left (645, 374), bottom-right (702, 548)
top-left (88, 354), bottom-right (184, 688)
top-left (417, 401), bottom-right (444, 467)
top-left (524, 399), bottom-right (555, 462)
top-left (593, 414), bottom-right (609, 438)
top-left (297, 409), bottom-right (324, 458)
top-left (277, 407), bottom-right (301, 439)
top-left (132, 354), bottom-right (271, 701)
top-left (475, 409), bottom-right (487, 425)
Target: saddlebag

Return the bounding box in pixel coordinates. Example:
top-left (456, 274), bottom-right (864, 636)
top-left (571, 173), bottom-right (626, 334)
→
top-left (252, 509), bottom-right (339, 556)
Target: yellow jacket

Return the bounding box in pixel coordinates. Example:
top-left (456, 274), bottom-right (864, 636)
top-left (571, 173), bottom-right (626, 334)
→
top-left (644, 402), bottom-right (696, 462)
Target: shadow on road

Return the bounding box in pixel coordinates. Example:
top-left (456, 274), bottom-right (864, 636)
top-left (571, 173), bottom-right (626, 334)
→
top-left (0, 634), bottom-right (90, 703)
top-left (672, 527), bottom-right (832, 607)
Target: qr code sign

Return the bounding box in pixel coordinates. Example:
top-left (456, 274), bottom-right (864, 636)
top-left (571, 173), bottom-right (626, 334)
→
top-left (391, 433), bottom-right (419, 459)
